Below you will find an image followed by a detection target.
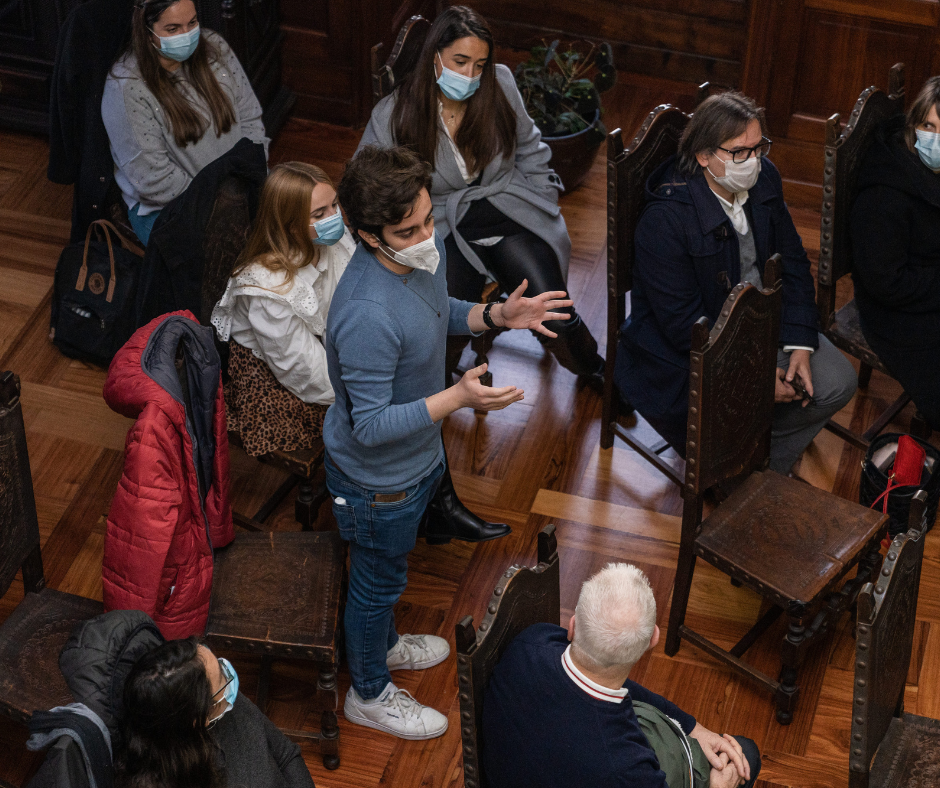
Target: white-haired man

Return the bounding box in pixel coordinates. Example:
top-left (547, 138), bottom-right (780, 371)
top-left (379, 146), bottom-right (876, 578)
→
top-left (481, 563), bottom-right (760, 787)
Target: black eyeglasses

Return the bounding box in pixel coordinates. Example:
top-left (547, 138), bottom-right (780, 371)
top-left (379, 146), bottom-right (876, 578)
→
top-left (716, 137), bottom-right (773, 163)
top-left (207, 658), bottom-right (235, 725)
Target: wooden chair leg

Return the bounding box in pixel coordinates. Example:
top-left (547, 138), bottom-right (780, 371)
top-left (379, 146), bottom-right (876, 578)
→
top-left (320, 709), bottom-right (340, 770)
top-left (470, 332), bottom-right (494, 387)
top-left (665, 545), bottom-right (697, 656)
top-left (857, 362), bottom-right (873, 389)
top-left (911, 410), bottom-right (933, 441)
top-left (776, 602), bottom-right (806, 725)
top-left (295, 475), bottom-right (329, 531)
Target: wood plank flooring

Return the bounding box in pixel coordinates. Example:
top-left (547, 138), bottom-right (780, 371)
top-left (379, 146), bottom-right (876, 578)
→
top-left (1, 87), bottom-right (938, 787)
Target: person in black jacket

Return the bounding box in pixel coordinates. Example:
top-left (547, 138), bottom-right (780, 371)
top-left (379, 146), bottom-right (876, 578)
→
top-left (850, 77), bottom-right (940, 430)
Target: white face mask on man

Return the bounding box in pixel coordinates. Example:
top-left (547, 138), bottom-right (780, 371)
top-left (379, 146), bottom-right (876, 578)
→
top-left (377, 229), bottom-right (441, 276)
top-left (707, 155), bottom-right (762, 194)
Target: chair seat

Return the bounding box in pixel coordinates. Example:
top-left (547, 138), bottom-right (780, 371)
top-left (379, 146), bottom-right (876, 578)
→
top-left (228, 431), bottom-right (324, 479)
top-left (206, 530), bottom-right (345, 662)
top-left (0, 589), bottom-right (103, 723)
top-left (825, 298), bottom-right (890, 375)
top-left (695, 470), bottom-right (886, 605)
top-left (871, 713), bottom-right (940, 787)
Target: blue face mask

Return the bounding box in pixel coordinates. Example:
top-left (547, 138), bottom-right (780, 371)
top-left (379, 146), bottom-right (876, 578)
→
top-left (436, 52), bottom-right (481, 102)
top-left (915, 129), bottom-right (940, 171)
top-left (311, 210), bottom-right (345, 246)
top-left (210, 657), bottom-right (239, 723)
top-left (152, 24), bottom-right (201, 63)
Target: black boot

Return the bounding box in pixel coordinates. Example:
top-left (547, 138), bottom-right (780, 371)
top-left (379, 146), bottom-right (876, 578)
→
top-left (422, 459), bottom-right (511, 545)
top-left (535, 314), bottom-right (604, 389)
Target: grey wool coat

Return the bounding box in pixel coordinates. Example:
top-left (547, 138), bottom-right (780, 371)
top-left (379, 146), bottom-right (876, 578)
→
top-left (357, 64), bottom-right (572, 279)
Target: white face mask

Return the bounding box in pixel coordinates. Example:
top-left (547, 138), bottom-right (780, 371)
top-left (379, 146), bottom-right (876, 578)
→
top-left (707, 155), bottom-right (761, 194)
top-left (377, 229), bottom-right (440, 275)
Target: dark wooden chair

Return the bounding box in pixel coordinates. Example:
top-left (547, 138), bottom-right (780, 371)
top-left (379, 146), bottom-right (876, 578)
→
top-left (0, 371), bottom-right (103, 726)
top-left (665, 271), bottom-right (890, 724)
top-left (198, 178), bottom-right (331, 532)
top-left (850, 490), bottom-right (938, 788)
top-left (370, 14), bottom-right (503, 388)
top-left (601, 105), bottom-right (691, 485)
top-left (818, 63), bottom-right (932, 448)
top-left (205, 530), bottom-right (345, 769)
top-left (164, 347), bottom-right (345, 770)
top-left (454, 525), bottom-right (560, 788)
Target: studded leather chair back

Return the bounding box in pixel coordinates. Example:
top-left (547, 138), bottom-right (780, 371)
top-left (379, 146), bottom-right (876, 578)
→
top-left (371, 15), bottom-right (431, 106)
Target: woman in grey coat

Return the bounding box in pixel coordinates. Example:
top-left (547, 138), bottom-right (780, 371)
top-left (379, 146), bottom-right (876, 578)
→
top-left (358, 5), bottom-right (603, 385)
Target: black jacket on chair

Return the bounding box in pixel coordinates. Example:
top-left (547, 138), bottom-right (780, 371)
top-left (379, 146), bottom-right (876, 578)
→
top-left (850, 115), bottom-right (940, 351)
top-left (135, 137), bottom-right (267, 327)
top-left (48, 0), bottom-right (134, 244)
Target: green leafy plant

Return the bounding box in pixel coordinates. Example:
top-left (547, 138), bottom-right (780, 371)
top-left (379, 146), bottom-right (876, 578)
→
top-left (514, 40), bottom-right (616, 138)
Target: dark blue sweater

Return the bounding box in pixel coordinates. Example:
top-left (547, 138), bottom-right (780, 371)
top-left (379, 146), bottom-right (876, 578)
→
top-left (481, 623), bottom-right (696, 788)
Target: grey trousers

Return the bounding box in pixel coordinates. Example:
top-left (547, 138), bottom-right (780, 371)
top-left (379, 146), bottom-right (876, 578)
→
top-left (770, 335), bottom-right (857, 474)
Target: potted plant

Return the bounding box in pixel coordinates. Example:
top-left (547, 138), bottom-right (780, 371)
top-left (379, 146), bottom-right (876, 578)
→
top-left (514, 40), bottom-right (616, 192)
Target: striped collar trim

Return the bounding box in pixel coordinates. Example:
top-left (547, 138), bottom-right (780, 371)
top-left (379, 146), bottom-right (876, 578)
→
top-left (561, 645), bottom-right (628, 704)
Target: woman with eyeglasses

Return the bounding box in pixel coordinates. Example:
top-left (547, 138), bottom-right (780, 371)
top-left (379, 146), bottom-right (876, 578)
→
top-left (613, 91), bottom-right (857, 473)
top-left (358, 5), bottom-right (604, 388)
top-left (116, 637), bottom-right (315, 787)
top-left (850, 77), bottom-right (940, 431)
top-left (102, 0), bottom-right (268, 245)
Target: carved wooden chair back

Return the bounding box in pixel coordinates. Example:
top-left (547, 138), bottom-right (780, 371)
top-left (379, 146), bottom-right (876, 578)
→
top-left (818, 64), bottom-right (904, 323)
top-left (454, 526), bottom-right (560, 788)
top-left (601, 106), bottom-right (690, 481)
top-left (850, 490), bottom-right (929, 788)
top-left (371, 15), bottom-right (431, 106)
top-left (0, 371), bottom-right (44, 600)
top-left (684, 258), bottom-right (782, 499)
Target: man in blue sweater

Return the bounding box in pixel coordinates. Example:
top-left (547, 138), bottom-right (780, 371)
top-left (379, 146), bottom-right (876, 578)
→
top-left (482, 563), bottom-right (761, 787)
top-left (326, 146), bottom-right (574, 740)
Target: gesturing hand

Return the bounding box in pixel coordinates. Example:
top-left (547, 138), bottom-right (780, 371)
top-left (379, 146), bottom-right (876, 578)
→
top-left (498, 279), bottom-right (573, 338)
top-left (454, 364), bottom-right (524, 411)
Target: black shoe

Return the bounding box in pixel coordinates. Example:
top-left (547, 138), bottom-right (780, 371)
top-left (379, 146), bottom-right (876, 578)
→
top-left (422, 464), bottom-right (511, 545)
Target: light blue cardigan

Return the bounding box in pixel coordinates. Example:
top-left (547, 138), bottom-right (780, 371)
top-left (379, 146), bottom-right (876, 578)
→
top-left (357, 64), bottom-right (572, 279)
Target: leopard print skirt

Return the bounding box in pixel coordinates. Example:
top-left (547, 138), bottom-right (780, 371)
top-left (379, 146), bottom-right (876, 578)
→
top-left (224, 341), bottom-right (328, 457)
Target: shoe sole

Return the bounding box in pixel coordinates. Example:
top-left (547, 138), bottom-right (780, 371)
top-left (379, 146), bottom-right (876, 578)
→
top-left (423, 526), bottom-right (512, 545)
top-left (344, 702), bottom-right (448, 740)
top-left (387, 649), bottom-right (450, 671)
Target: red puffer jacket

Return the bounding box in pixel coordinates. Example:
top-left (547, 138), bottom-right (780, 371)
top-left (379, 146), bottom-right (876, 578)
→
top-left (102, 310), bottom-right (234, 639)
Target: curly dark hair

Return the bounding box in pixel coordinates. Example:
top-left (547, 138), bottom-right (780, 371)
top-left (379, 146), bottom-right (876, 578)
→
top-left (114, 637), bottom-right (223, 788)
top-left (337, 145), bottom-right (433, 243)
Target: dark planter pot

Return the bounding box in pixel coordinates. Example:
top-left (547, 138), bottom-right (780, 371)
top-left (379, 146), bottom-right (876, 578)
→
top-left (543, 110), bottom-right (604, 193)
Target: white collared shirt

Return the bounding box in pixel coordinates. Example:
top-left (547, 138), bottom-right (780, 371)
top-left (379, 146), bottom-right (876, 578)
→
top-left (561, 645), bottom-right (629, 704)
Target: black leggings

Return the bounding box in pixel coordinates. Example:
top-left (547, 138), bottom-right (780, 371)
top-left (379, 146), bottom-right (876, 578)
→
top-left (445, 230), bottom-right (575, 334)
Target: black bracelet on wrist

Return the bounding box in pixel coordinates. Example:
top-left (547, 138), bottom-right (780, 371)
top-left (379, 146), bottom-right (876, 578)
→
top-left (482, 302), bottom-right (498, 330)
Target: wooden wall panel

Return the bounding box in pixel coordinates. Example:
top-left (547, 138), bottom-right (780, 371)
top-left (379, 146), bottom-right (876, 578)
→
top-left (465, 0), bottom-right (748, 87)
top-left (743, 0), bottom-right (940, 208)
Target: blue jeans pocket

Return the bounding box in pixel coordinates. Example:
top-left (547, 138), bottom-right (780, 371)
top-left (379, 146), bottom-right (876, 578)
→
top-left (331, 500), bottom-right (359, 542)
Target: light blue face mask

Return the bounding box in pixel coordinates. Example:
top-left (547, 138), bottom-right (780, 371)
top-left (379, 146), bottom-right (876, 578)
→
top-left (311, 210), bottom-right (345, 246)
top-left (212, 657), bottom-right (239, 722)
top-left (915, 129), bottom-right (940, 171)
top-left (152, 24), bottom-right (201, 63)
top-left (436, 52), bottom-right (481, 102)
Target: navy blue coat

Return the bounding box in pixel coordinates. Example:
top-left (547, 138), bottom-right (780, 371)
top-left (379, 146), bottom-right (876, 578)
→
top-left (614, 156), bottom-right (819, 451)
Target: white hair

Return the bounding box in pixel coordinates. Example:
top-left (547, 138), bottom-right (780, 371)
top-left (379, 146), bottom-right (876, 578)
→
top-left (571, 563), bottom-right (657, 671)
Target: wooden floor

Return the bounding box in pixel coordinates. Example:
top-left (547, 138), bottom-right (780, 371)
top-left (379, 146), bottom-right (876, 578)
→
top-left (2, 82), bottom-right (939, 787)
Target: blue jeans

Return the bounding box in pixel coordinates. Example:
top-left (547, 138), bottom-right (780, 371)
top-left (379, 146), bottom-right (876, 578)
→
top-left (325, 452), bottom-right (445, 700)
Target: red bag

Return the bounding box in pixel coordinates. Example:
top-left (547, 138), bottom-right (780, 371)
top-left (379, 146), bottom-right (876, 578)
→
top-left (871, 435), bottom-right (927, 515)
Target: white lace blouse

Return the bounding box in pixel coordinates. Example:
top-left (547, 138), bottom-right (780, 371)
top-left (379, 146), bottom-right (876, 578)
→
top-left (210, 229), bottom-right (355, 405)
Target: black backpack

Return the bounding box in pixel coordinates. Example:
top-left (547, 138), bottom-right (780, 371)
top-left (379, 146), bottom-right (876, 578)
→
top-left (50, 220), bottom-right (145, 367)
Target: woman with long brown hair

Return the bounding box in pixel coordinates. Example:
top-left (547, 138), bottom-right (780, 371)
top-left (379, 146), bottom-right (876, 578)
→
top-left (358, 5), bottom-right (604, 387)
top-left (211, 162), bottom-right (353, 457)
top-left (102, 0), bottom-right (268, 245)
top-left (212, 161), bottom-right (508, 544)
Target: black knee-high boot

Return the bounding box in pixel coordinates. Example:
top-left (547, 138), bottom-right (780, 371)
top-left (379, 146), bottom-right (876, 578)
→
top-left (421, 447), bottom-right (511, 545)
top-left (535, 314), bottom-right (604, 385)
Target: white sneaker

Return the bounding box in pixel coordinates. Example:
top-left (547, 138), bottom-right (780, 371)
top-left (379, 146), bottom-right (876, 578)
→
top-left (344, 682), bottom-right (449, 740)
top-left (387, 634), bottom-right (450, 671)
